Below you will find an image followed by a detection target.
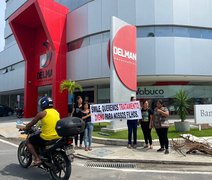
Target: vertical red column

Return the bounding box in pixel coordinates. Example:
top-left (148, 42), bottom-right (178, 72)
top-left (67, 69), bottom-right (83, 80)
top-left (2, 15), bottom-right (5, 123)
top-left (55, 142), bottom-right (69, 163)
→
top-left (24, 61), bottom-right (38, 117)
top-left (9, 0), bottom-right (69, 118)
top-left (52, 52), bottom-right (68, 118)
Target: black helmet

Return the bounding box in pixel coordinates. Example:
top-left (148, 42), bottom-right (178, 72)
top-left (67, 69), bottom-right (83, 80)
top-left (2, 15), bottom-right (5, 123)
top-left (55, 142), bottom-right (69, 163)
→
top-left (40, 96), bottom-right (53, 110)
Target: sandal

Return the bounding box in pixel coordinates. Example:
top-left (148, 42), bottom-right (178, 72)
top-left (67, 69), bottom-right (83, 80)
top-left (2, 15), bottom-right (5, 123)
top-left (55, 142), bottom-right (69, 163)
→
top-left (33, 160), bottom-right (41, 166)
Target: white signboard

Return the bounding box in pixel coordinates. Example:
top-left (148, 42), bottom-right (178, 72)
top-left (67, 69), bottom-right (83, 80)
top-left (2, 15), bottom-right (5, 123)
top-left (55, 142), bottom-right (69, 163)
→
top-left (90, 101), bottom-right (141, 123)
top-left (194, 104), bottom-right (212, 124)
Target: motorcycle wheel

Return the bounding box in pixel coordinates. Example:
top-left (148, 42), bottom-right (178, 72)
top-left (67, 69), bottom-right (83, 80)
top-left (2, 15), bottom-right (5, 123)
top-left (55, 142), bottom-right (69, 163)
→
top-left (50, 151), bottom-right (71, 180)
top-left (17, 141), bottom-right (32, 168)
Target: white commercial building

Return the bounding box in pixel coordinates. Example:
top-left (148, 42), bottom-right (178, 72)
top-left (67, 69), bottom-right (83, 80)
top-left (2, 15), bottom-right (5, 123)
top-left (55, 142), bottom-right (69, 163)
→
top-left (1, 0), bottom-right (212, 116)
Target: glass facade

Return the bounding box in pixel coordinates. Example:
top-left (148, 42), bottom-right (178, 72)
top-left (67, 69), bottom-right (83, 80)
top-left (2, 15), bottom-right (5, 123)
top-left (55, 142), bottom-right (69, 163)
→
top-left (96, 85), bottom-right (212, 116)
top-left (136, 85), bottom-right (212, 116)
top-left (137, 25), bottom-right (212, 39)
top-left (56, 0), bottom-right (94, 11)
top-left (67, 31), bottom-right (109, 52)
top-left (68, 25), bottom-right (212, 52)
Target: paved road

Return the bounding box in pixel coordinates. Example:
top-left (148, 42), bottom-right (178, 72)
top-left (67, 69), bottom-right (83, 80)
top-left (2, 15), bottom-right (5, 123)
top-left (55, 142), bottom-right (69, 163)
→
top-left (0, 138), bottom-right (50, 180)
top-left (0, 138), bottom-right (212, 180)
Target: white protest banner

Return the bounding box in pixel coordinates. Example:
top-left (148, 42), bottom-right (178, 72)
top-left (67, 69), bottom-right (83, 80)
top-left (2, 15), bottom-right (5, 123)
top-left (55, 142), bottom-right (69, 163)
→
top-left (90, 101), bottom-right (141, 123)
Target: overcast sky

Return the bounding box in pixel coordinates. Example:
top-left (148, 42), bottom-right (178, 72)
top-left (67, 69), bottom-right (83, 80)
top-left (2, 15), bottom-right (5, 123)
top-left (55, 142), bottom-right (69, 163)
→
top-left (0, 2), bottom-right (6, 52)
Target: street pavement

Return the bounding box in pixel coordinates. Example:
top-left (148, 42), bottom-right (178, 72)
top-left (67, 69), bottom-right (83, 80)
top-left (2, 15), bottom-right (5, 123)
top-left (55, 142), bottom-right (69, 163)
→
top-left (0, 116), bottom-right (212, 166)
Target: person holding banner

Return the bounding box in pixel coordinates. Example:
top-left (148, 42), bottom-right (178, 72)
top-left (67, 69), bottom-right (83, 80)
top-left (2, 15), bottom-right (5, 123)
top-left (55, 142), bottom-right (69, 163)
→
top-left (140, 100), bottom-right (153, 149)
top-left (73, 96), bottom-right (84, 149)
top-left (153, 99), bottom-right (170, 154)
top-left (82, 101), bottom-right (93, 151)
top-left (127, 96), bottom-right (138, 148)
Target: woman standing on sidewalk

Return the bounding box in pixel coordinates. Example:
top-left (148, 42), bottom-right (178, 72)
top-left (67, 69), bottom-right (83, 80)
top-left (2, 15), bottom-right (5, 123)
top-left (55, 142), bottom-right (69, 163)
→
top-left (153, 99), bottom-right (170, 154)
top-left (127, 96), bottom-right (138, 149)
top-left (72, 96), bottom-right (84, 149)
top-left (82, 101), bottom-right (93, 151)
top-left (140, 100), bottom-right (153, 149)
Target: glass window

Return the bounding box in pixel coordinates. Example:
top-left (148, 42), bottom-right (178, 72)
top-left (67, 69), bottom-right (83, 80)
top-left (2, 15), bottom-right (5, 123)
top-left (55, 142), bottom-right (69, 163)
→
top-left (155, 26), bottom-right (173, 37)
top-left (202, 29), bottom-right (212, 39)
top-left (56, 0), bottom-right (94, 11)
top-left (137, 27), bottom-right (155, 37)
top-left (173, 27), bottom-right (189, 37)
top-left (5, 35), bottom-right (15, 46)
top-left (90, 34), bottom-right (102, 45)
top-left (102, 31), bottom-right (110, 42)
top-left (81, 37), bottom-right (90, 47)
top-left (188, 28), bottom-right (201, 38)
top-left (68, 37), bottom-right (89, 51)
top-left (68, 26), bottom-right (212, 52)
top-left (68, 39), bottom-right (82, 51)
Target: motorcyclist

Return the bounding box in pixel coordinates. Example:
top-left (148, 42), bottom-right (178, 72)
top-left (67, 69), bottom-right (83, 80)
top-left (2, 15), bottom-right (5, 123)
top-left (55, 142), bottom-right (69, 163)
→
top-left (20, 96), bottom-right (61, 166)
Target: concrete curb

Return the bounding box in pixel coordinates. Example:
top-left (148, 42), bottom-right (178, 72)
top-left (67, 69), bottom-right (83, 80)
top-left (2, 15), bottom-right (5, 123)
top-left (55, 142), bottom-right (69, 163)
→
top-left (74, 153), bottom-right (212, 166)
top-left (92, 136), bottom-right (185, 147)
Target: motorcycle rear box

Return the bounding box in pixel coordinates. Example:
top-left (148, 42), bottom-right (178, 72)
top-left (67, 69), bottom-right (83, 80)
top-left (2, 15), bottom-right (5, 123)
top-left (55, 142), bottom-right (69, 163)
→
top-left (56, 117), bottom-right (85, 137)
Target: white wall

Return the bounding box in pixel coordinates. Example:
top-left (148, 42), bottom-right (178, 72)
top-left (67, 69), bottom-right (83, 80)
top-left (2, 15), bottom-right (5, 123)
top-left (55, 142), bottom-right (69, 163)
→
top-left (66, 0), bottom-right (212, 81)
top-left (2, 0), bottom-right (212, 92)
top-left (138, 37), bottom-right (212, 76)
top-left (0, 43), bottom-right (23, 69)
top-left (0, 63), bottom-right (24, 92)
top-left (67, 0), bottom-right (212, 43)
top-left (5, 0), bottom-right (27, 20)
top-left (67, 42), bottom-right (110, 81)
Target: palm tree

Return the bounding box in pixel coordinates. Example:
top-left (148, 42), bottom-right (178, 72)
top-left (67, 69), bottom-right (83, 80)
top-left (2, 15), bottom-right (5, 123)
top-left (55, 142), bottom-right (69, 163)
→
top-left (60, 80), bottom-right (83, 95)
top-left (60, 80), bottom-right (83, 114)
top-left (174, 89), bottom-right (191, 122)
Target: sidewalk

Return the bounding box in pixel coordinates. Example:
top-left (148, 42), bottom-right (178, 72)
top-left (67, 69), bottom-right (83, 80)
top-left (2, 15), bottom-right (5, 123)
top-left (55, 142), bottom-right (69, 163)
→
top-left (74, 143), bottom-right (212, 165)
top-left (0, 116), bottom-right (212, 166)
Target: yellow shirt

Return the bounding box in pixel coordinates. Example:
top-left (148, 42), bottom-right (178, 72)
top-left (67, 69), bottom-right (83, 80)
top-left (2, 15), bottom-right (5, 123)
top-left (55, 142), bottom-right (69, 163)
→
top-left (40, 108), bottom-right (61, 140)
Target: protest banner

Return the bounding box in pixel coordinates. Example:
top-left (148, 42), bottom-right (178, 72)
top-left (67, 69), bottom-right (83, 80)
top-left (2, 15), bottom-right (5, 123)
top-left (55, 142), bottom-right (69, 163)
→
top-left (90, 101), bottom-right (141, 123)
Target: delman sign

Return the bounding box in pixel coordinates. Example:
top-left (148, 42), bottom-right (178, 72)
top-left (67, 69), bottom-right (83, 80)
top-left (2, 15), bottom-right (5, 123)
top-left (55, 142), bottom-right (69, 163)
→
top-left (112, 25), bottom-right (137, 91)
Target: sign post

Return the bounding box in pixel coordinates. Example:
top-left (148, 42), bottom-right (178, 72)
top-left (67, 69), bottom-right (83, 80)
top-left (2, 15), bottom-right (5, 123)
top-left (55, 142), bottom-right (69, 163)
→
top-left (105, 16), bottom-right (137, 131)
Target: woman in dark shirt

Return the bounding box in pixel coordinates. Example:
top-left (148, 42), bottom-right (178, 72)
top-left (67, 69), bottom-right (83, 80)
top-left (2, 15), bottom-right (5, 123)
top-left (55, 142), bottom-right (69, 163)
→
top-left (72, 96), bottom-right (84, 149)
top-left (82, 101), bottom-right (93, 151)
top-left (140, 100), bottom-right (153, 149)
top-left (127, 96), bottom-right (138, 148)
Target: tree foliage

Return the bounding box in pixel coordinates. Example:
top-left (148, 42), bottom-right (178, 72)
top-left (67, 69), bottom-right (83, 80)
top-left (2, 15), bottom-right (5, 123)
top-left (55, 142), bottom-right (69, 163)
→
top-left (174, 89), bottom-right (191, 122)
top-left (60, 80), bottom-right (83, 95)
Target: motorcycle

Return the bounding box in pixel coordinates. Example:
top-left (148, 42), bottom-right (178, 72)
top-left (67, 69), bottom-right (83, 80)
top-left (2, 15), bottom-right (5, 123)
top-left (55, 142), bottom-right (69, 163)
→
top-left (17, 125), bottom-right (75, 180)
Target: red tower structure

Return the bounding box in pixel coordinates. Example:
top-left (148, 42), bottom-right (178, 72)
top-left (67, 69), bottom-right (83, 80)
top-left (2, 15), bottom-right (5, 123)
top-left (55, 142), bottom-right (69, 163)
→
top-left (9, 0), bottom-right (69, 118)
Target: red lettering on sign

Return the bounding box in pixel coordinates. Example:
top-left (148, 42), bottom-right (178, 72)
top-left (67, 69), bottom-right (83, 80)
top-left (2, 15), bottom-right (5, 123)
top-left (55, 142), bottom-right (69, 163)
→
top-left (95, 114), bottom-right (105, 121)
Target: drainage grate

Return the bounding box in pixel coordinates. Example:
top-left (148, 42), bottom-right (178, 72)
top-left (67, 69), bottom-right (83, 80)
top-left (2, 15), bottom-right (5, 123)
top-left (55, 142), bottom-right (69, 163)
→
top-left (85, 162), bottom-right (137, 169)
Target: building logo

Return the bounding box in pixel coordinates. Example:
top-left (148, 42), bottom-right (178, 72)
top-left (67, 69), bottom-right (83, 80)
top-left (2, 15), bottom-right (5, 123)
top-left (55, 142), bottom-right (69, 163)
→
top-left (37, 51), bottom-right (53, 80)
top-left (40, 41), bottom-right (52, 69)
top-left (137, 87), bottom-right (165, 98)
top-left (40, 52), bottom-right (52, 68)
top-left (112, 25), bottom-right (137, 91)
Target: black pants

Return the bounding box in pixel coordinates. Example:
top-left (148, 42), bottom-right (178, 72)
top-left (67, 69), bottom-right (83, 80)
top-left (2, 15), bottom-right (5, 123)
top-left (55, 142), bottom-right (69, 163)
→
top-left (155, 128), bottom-right (169, 149)
top-left (127, 120), bottom-right (137, 145)
top-left (141, 124), bottom-right (152, 145)
top-left (75, 132), bottom-right (84, 146)
top-left (28, 133), bottom-right (47, 147)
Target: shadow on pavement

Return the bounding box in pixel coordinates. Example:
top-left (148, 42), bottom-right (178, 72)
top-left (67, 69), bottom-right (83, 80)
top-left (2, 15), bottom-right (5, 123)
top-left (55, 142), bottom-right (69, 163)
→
top-left (0, 163), bottom-right (50, 180)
